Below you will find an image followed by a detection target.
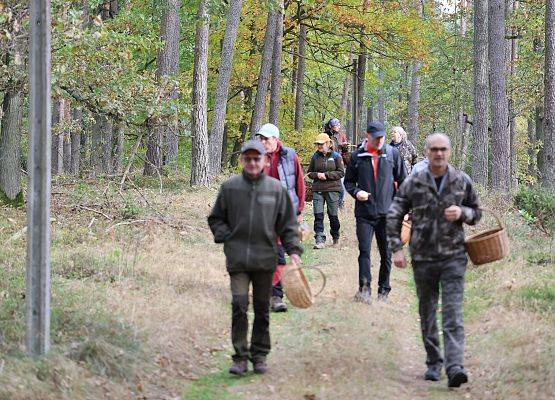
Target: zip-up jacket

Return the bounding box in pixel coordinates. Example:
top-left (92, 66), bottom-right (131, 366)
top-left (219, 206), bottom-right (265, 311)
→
top-left (307, 150), bottom-right (345, 192)
top-left (344, 141), bottom-right (407, 219)
top-left (208, 172), bottom-right (303, 272)
top-left (386, 165), bottom-right (482, 261)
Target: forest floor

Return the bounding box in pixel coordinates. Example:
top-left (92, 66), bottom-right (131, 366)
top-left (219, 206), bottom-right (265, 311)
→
top-left (0, 175), bottom-right (554, 400)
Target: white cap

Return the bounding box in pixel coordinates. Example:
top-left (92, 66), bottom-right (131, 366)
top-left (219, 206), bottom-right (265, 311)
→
top-left (257, 123), bottom-right (280, 138)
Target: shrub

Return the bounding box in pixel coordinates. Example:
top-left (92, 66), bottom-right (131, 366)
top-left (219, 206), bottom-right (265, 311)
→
top-left (514, 186), bottom-right (555, 235)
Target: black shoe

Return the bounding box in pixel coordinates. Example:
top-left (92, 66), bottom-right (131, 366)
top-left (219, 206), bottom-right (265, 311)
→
top-left (377, 291), bottom-right (389, 302)
top-left (229, 360), bottom-right (248, 376)
top-left (354, 287), bottom-right (372, 304)
top-left (252, 360), bottom-right (268, 374)
top-left (447, 366), bottom-right (468, 388)
top-left (424, 365), bottom-right (442, 381)
top-left (270, 296), bottom-right (287, 312)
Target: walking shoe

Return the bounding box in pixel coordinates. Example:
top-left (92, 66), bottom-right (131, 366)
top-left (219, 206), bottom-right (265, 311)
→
top-left (354, 287), bottom-right (372, 304)
top-left (270, 296), bottom-right (287, 312)
top-left (447, 366), bottom-right (468, 388)
top-left (313, 241), bottom-right (326, 249)
top-left (332, 237), bottom-right (340, 247)
top-left (377, 289), bottom-right (390, 302)
top-left (252, 360), bottom-right (268, 374)
top-left (229, 360), bottom-right (248, 376)
top-left (424, 365), bottom-right (442, 381)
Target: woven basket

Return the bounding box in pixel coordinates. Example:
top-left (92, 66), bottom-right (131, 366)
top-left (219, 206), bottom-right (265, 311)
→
top-left (298, 224), bottom-right (312, 242)
top-left (305, 180), bottom-right (313, 202)
top-left (401, 220), bottom-right (411, 245)
top-left (465, 208), bottom-right (510, 265)
top-left (281, 264), bottom-right (326, 309)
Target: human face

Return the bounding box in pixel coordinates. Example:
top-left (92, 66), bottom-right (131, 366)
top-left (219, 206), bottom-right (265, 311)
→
top-left (391, 129), bottom-right (402, 144)
top-left (316, 142), bottom-right (330, 154)
top-left (331, 123), bottom-right (341, 133)
top-left (366, 133), bottom-right (385, 150)
top-left (426, 136), bottom-right (451, 170)
top-left (257, 135), bottom-right (279, 153)
top-left (240, 150), bottom-right (265, 177)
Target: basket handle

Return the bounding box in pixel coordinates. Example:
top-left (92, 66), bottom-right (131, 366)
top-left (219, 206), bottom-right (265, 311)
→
top-left (478, 207), bottom-right (504, 229)
top-left (282, 264), bottom-right (327, 298)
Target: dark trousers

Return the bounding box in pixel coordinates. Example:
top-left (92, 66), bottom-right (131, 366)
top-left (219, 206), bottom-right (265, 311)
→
top-left (272, 245), bottom-right (287, 297)
top-left (230, 270), bottom-right (274, 362)
top-left (355, 216), bottom-right (391, 293)
top-left (313, 191), bottom-right (341, 242)
top-left (412, 255), bottom-right (467, 372)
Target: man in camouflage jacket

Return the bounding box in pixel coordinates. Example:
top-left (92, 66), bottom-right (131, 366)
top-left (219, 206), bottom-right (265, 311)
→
top-left (386, 133), bottom-right (481, 388)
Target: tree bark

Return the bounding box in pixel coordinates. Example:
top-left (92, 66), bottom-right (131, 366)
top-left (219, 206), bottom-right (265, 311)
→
top-left (488, 0), bottom-right (510, 190)
top-left (293, 23), bottom-right (307, 132)
top-left (542, 0), bottom-right (555, 188)
top-left (113, 125), bottom-right (124, 174)
top-left (351, 58), bottom-right (359, 143)
top-left (70, 107), bottom-right (82, 175)
top-left (190, 0), bottom-right (210, 186)
top-left (408, 1), bottom-right (424, 144)
top-left (0, 91), bottom-right (23, 202)
top-left (357, 45), bottom-right (367, 137)
top-left (507, 0), bottom-right (519, 188)
top-left (269, 0), bottom-right (284, 126)
top-left (209, 0), bottom-right (243, 175)
top-left (62, 101), bottom-right (72, 173)
top-left (472, 0), bottom-right (489, 187)
top-left (535, 106), bottom-right (544, 177)
top-left (250, 10), bottom-right (278, 136)
top-left (51, 100), bottom-right (62, 176)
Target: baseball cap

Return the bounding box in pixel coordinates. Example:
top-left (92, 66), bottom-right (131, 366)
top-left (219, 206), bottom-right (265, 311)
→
top-left (257, 123), bottom-right (280, 138)
top-left (366, 121), bottom-right (386, 138)
top-left (314, 133), bottom-right (331, 144)
top-left (329, 118), bottom-right (340, 127)
top-left (241, 139), bottom-right (266, 155)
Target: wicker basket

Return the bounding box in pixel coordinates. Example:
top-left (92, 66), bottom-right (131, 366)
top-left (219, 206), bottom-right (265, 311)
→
top-left (281, 264), bottom-right (326, 309)
top-left (401, 220), bottom-right (411, 245)
top-left (305, 180), bottom-right (313, 202)
top-left (298, 224), bottom-right (312, 242)
top-left (465, 208), bottom-right (510, 265)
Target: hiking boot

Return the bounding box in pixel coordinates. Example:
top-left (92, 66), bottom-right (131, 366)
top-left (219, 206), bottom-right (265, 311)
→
top-left (270, 296), bottom-right (287, 312)
top-left (313, 241), bottom-right (326, 250)
top-left (229, 360), bottom-right (248, 376)
top-left (252, 360), bottom-right (268, 374)
top-left (447, 366), bottom-right (468, 388)
top-left (377, 290), bottom-right (390, 302)
top-left (354, 287), bottom-right (372, 304)
top-left (424, 365), bottom-right (442, 381)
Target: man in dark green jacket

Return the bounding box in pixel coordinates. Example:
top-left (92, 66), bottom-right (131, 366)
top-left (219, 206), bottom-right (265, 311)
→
top-left (208, 140), bottom-right (303, 377)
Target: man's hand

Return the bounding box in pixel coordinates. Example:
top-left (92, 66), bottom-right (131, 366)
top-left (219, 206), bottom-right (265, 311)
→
top-left (290, 254), bottom-right (302, 265)
top-left (317, 172), bottom-right (327, 180)
top-left (356, 190), bottom-right (369, 201)
top-left (444, 205), bottom-right (462, 221)
top-left (297, 214), bottom-right (303, 224)
top-left (393, 249), bottom-right (407, 269)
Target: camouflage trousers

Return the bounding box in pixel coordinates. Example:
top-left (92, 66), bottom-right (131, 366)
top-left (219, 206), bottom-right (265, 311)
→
top-left (412, 254), bottom-right (467, 372)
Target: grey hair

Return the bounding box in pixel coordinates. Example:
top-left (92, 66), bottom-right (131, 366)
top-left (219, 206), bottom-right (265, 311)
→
top-left (391, 126), bottom-right (407, 140)
top-left (425, 133), bottom-right (451, 150)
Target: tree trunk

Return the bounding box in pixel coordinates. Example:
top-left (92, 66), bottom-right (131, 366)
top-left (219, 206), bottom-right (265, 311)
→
top-left (0, 91), bottom-right (23, 203)
top-left (542, 0), bottom-right (555, 188)
top-left (51, 100), bottom-right (62, 176)
top-left (507, 0), bottom-right (519, 188)
top-left (351, 58), bottom-right (359, 144)
top-left (250, 10), bottom-right (278, 136)
top-left (471, 0), bottom-right (489, 187)
top-left (367, 104), bottom-right (374, 126)
top-left (357, 46), bottom-right (367, 137)
top-left (62, 101), bottom-right (72, 173)
top-left (293, 23), bottom-right (307, 132)
top-left (101, 119), bottom-right (113, 174)
top-left (535, 106), bottom-right (545, 177)
top-left (113, 125), bottom-right (124, 174)
top-left (378, 69), bottom-right (386, 124)
top-left (269, 0), bottom-right (284, 126)
top-left (408, 1), bottom-right (424, 144)
top-left (488, 0), bottom-right (510, 190)
top-left (80, 113), bottom-right (88, 173)
top-left (209, 0), bottom-right (243, 175)
top-left (70, 107), bottom-right (82, 175)
top-left (190, 0), bottom-right (210, 186)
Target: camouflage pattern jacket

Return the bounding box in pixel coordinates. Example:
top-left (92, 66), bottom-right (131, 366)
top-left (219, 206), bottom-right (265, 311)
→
top-left (386, 165), bottom-right (482, 261)
top-left (390, 139), bottom-right (418, 174)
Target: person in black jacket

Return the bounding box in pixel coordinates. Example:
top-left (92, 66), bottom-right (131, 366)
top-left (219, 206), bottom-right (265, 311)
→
top-left (344, 121), bottom-right (407, 303)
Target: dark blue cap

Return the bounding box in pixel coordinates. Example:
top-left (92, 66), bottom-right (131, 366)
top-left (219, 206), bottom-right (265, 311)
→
top-left (366, 121), bottom-right (386, 138)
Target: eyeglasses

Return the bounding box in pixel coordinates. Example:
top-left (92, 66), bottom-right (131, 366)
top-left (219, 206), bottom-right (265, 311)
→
top-left (243, 156), bottom-right (262, 163)
top-left (428, 147), bottom-right (449, 153)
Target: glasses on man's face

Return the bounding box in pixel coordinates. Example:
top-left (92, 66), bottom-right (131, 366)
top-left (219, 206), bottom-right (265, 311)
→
top-left (243, 156), bottom-right (262, 163)
top-left (429, 147), bottom-right (449, 153)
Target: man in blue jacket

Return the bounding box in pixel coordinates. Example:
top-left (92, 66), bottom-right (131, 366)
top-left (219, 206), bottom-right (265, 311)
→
top-left (344, 121), bottom-right (407, 303)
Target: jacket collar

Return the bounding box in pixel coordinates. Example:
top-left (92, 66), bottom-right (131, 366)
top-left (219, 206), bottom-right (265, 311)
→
top-left (413, 164), bottom-right (458, 192)
top-left (358, 139), bottom-right (386, 157)
top-left (242, 170), bottom-right (265, 183)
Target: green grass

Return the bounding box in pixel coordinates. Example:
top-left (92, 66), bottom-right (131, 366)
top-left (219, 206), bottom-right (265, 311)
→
top-left (181, 365), bottom-right (260, 400)
top-left (516, 284), bottom-right (555, 314)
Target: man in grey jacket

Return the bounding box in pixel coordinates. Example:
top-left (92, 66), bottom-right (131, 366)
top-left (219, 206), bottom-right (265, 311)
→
top-left (387, 133), bottom-right (481, 388)
top-left (208, 140), bottom-right (303, 377)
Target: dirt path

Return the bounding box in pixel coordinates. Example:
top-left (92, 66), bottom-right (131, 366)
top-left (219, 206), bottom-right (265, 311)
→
top-left (181, 203), bottom-right (470, 400)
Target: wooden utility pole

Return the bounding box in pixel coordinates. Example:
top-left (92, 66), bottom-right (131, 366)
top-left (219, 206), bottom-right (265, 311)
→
top-left (27, 0), bottom-right (52, 356)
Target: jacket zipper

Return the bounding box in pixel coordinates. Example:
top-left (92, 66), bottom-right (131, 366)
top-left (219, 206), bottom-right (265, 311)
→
top-left (246, 179), bottom-right (256, 266)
